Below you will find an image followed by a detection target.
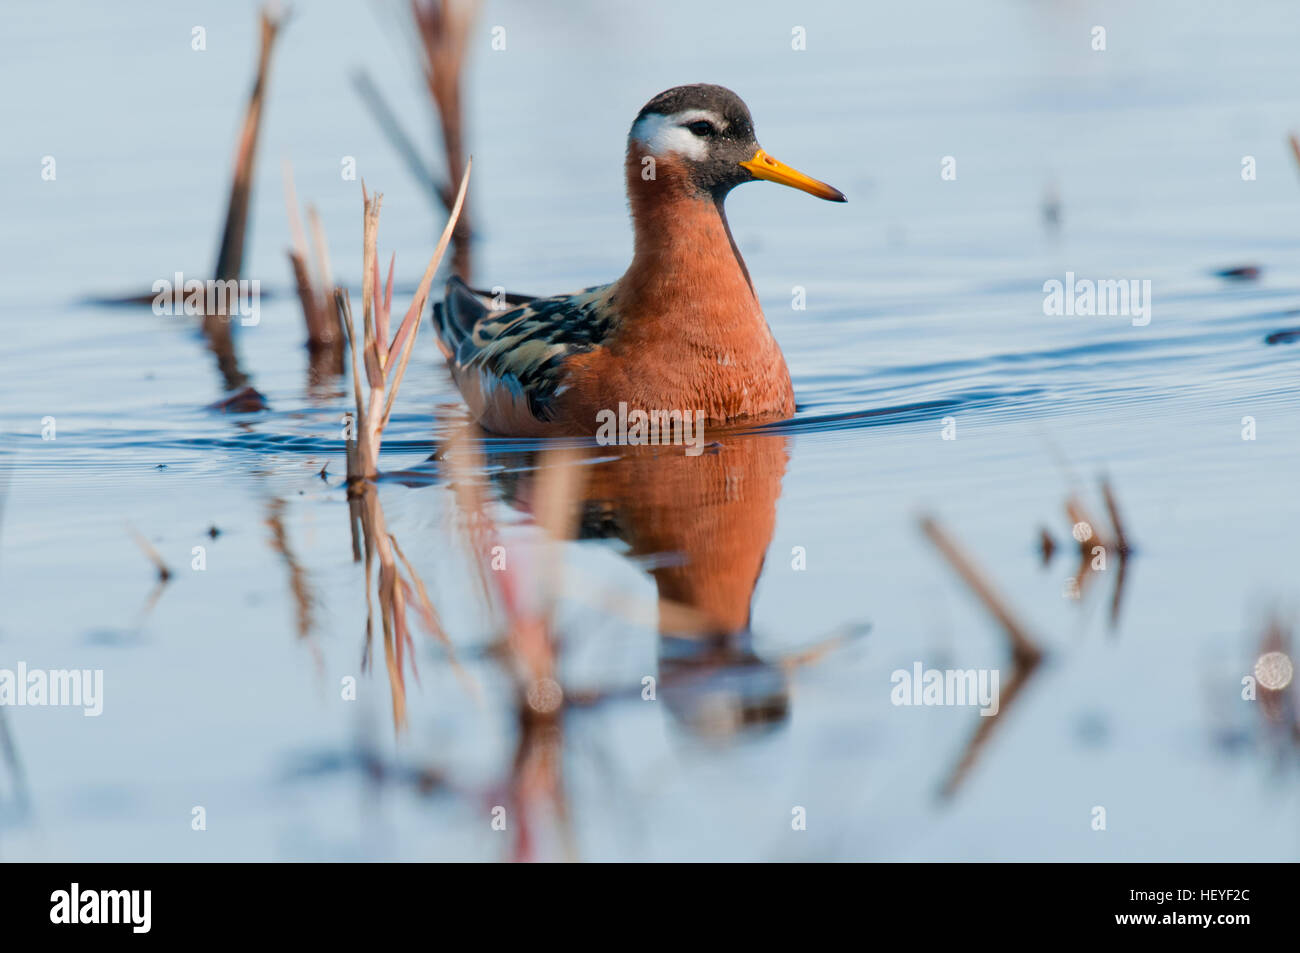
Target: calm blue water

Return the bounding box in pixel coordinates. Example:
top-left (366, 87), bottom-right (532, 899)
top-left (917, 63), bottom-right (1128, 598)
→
top-left (2, 0), bottom-right (1299, 860)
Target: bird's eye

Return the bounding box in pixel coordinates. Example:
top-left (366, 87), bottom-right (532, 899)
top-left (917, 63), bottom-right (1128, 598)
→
top-left (684, 120), bottom-right (716, 137)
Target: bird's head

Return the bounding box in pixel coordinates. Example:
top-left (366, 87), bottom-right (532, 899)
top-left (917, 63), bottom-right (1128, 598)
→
top-left (628, 83), bottom-right (845, 203)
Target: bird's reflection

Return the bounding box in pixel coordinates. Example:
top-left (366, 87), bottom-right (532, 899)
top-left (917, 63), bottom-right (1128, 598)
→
top-left (350, 427), bottom-right (866, 859)
top-left (487, 430), bottom-right (796, 739)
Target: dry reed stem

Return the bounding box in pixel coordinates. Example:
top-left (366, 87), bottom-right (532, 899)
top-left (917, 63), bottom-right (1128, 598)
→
top-left (442, 422), bottom-right (510, 612)
top-left (1065, 496), bottom-right (1112, 552)
top-left (265, 498), bottom-right (316, 643)
top-left (918, 515), bottom-right (1045, 798)
top-left (939, 656), bottom-right (1041, 799)
top-left (390, 533), bottom-right (478, 699)
top-left (205, 5), bottom-right (283, 390)
top-left (521, 448), bottom-right (587, 680)
top-left (411, 0), bottom-right (478, 277)
top-left (282, 162), bottom-right (341, 371)
top-left (919, 515), bottom-right (1043, 666)
top-left (350, 2), bottom-right (476, 276)
top-left (439, 424), bottom-right (570, 697)
top-left (337, 161), bottom-right (470, 482)
top-left (127, 524), bottom-right (172, 582)
top-left (306, 206), bottom-right (333, 292)
top-left (332, 163), bottom-right (471, 731)
top-left (357, 480), bottom-right (477, 733)
top-left (1064, 495), bottom-right (1108, 600)
top-left (1099, 477), bottom-right (1134, 627)
top-left (351, 70), bottom-right (440, 197)
top-left (1100, 477), bottom-right (1131, 556)
top-left (213, 6), bottom-right (282, 282)
top-left (357, 486), bottom-right (407, 728)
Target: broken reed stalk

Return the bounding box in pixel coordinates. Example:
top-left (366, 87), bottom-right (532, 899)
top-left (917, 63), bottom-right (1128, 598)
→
top-left (205, 5), bottom-right (284, 391)
top-left (412, 0), bottom-right (476, 202)
top-left (351, 1), bottom-right (476, 277)
top-left (335, 160), bottom-right (470, 484)
top-left (213, 6), bottom-right (282, 284)
top-left (412, 0), bottom-right (478, 277)
top-left (919, 515), bottom-right (1045, 798)
top-left (283, 161), bottom-right (343, 380)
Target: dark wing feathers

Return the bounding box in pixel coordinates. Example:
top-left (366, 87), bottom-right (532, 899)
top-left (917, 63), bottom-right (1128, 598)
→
top-left (432, 276), bottom-right (619, 422)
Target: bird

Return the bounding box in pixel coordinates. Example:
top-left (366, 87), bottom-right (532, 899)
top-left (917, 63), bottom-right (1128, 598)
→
top-left (432, 83), bottom-right (845, 437)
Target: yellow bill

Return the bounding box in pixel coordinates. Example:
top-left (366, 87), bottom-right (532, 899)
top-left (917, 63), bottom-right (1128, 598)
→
top-left (740, 148), bottom-right (846, 202)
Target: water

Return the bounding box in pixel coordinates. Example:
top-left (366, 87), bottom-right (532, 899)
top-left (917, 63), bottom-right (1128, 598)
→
top-left (2, 0), bottom-right (1299, 861)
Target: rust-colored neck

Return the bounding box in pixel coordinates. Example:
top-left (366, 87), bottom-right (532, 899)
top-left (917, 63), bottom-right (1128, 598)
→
top-left (617, 148), bottom-right (757, 329)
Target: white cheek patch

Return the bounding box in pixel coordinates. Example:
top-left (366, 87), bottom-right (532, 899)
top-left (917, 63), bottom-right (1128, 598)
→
top-left (630, 109), bottom-right (725, 160)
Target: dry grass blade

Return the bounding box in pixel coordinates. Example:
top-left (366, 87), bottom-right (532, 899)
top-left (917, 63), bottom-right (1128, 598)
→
top-left (389, 535), bottom-right (449, 650)
top-left (391, 534), bottom-right (480, 700)
top-left (379, 156), bottom-right (471, 426)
